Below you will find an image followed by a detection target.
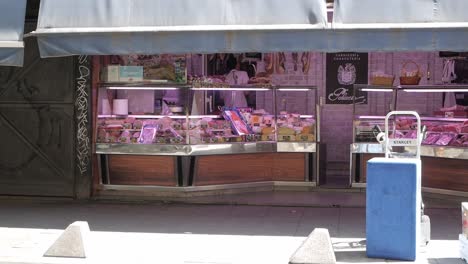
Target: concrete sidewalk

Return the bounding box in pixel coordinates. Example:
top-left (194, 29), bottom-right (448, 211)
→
top-left (0, 193), bottom-right (465, 264)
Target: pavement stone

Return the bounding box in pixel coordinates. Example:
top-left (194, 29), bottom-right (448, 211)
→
top-left (0, 193), bottom-right (465, 264)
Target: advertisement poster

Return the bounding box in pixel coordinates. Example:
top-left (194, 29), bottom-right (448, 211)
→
top-left (326, 53), bottom-right (368, 104)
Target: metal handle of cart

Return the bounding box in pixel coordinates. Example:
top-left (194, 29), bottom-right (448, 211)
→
top-left (384, 111), bottom-right (422, 159)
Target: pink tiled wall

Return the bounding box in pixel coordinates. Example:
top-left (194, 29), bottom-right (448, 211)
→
top-left (256, 52), bottom-right (446, 164)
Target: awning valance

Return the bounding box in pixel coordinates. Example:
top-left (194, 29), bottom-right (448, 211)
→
top-left (31, 0), bottom-right (328, 57)
top-left (0, 0), bottom-right (26, 66)
top-left (331, 0), bottom-right (468, 52)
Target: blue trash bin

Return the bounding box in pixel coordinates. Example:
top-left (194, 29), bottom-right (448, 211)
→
top-left (366, 158), bottom-right (421, 261)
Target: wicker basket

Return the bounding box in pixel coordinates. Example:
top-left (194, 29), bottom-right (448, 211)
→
top-left (371, 76), bottom-right (395, 86)
top-left (399, 61), bottom-right (421, 85)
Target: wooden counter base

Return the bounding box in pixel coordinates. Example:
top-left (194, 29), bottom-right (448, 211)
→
top-left (107, 155), bottom-right (177, 186)
top-left (103, 153), bottom-right (311, 187)
top-left (193, 153), bottom-right (308, 186)
top-left (355, 154), bottom-right (468, 192)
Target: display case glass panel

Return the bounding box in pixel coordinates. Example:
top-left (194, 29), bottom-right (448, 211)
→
top-left (96, 84), bottom-right (190, 145)
top-left (352, 85), bottom-right (468, 148)
top-left (275, 87), bottom-right (317, 143)
top-left (187, 86), bottom-right (275, 144)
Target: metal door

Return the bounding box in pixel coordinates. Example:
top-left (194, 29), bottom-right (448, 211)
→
top-left (0, 23), bottom-right (79, 197)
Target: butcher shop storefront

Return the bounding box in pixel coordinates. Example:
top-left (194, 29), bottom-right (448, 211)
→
top-left (26, 0), bottom-right (468, 199)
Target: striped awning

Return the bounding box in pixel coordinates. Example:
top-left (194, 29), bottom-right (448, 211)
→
top-left (331, 0), bottom-right (468, 52)
top-left (30, 0), bottom-right (328, 57)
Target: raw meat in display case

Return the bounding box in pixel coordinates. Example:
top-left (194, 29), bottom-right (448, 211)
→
top-left (276, 112), bottom-right (316, 142)
top-left (96, 117), bottom-right (186, 144)
top-left (354, 116), bottom-right (468, 147)
top-left (422, 133), bottom-right (440, 145)
top-left (138, 124), bottom-right (159, 144)
top-left (434, 133), bottom-right (457, 146)
top-left (222, 108), bottom-right (253, 136)
top-left (450, 134), bottom-right (468, 147)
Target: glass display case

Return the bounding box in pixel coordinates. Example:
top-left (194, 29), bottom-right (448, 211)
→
top-left (93, 56), bottom-right (324, 189)
top-left (95, 83), bottom-right (319, 155)
top-left (350, 84), bottom-right (468, 191)
top-left (352, 85), bottom-right (468, 150)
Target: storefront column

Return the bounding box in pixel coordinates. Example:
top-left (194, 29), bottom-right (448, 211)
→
top-left (74, 55), bottom-right (93, 199)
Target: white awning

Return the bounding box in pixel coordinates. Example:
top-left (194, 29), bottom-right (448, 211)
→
top-left (0, 0), bottom-right (26, 66)
top-left (331, 0), bottom-right (468, 52)
top-left (31, 0), bottom-right (328, 57)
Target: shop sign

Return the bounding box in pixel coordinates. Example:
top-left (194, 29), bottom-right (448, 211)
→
top-left (326, 52), bottom-right (368, 104)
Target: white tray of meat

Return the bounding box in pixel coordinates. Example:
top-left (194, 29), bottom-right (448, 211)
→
top-left (423, 132), bottom-right (441, 145)
top-left (451, 134), bottom-right (468, 147)
top-left (138, 124), bottom-right (160, 144)
top-left (462, 121), bottom-right (468, 134)
top-left (404, 130), bottom-right (418, 139)
top-left (435, 133), bottom-right (456, 146)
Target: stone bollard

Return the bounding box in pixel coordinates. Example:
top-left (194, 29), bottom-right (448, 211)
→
top-left (44, 221), bottom-right (90, 258)
top-left (289, 228), bottom-right (336, 264)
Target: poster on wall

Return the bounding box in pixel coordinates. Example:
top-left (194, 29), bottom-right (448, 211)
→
top-left (326, 53), bottom-right (368, 104)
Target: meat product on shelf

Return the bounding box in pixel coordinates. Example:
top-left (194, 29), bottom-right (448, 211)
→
top-left (462, 125), bottom-right (468, 134)
top-left (248, 76), bottom-right (271, 84)
top-left (440, 105), bottom-right (468, 112)
top-left (460, 135), bottom-right (468, 147)
top-left (276, 52), bottom-right (286, 74)
top-left (390, 130), bottom-right (405, 139)
top-left (404, 130), bottom-right (418, 139)
top-left (395, 118), bottom-right (414, 130)
top-left (424, 121), bottom-right (467, 133)
top-left (222, 109), bottom-right (252, 136)
top-left (302, 52), bottom-right (310, 74)
top-left (428, 125), bottom-right (444, 132)
top-left (138, 124), bottom-right (160, 144)
top-left (452, 134), bottom-right (468, 147)
top-left (442, 125), bottom-right (460, 133)
top-left (422, 133), bottom-right (440, 145)
top-left (434, 133), bottom-right (456, 146)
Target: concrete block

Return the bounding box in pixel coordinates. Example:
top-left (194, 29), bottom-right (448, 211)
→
top-left (44, 221), bottom-right (90, 258)
top-left (289, 228), bottom-right (336, 264)
top-left (460, 234), bottom-right (468, 263)
top-left (463, 203), bottom-right (468, 238)
top-left (421, 215), bottom-right (431, 246)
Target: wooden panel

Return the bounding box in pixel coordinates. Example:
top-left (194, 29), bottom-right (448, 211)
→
top-left (195, 153), bottom-right (306, 186)
top-left (272, 153), bottom-right (306, 181)
top-left (422, 157), bottom-right (468, 192)
top-left (359, 153), bottom-right (383, 183)
top-left (357, 154), bottom-right (468, 192)
top-left (108, 155), bottom-right (177, 186)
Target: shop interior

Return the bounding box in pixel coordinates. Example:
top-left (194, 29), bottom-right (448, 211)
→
top-left (93, 52), bottom-right (468, 195)
top-left (95, 53), bottom-right (324, 189)
top-left (20, 0), bottom-right (468, 198)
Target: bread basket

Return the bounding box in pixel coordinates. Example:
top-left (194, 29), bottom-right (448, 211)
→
top-left (399, 61), bottom-right (421, 85)
top-left (371, 75), bottom-right (395, 86)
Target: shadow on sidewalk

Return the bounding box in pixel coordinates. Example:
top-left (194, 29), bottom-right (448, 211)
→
top-left (0, 199), bottom-right (461, 241)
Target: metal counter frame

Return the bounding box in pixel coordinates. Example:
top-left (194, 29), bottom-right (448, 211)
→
top-left (349, 143), bottom-right (468, 195)
top-left (96, 142), bottom-right (317, 156)
top-left (96, 142), bottom-right (325, 190)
